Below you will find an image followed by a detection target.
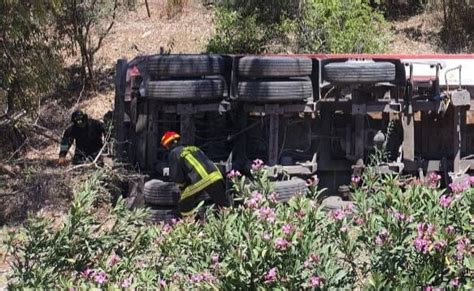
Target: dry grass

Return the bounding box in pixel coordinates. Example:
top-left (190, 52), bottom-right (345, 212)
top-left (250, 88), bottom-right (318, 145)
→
top-left (92, 0), bottom-right (214, 68)
top-left (387, 11), bottom-right (441, 54)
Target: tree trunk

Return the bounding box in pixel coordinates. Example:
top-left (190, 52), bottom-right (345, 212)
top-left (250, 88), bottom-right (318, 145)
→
top-left (86, 51), bottom-right (95, 89)
top-left (7, 89), bottom-right (15, 115)
top-left (6, 79), bottom-right (18, 114)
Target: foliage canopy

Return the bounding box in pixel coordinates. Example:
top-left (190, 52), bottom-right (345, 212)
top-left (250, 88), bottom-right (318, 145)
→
top-left (207, 0), bottom-right (389, 54)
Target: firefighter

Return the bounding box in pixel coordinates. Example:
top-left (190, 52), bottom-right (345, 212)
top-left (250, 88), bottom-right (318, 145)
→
top-left (161, 131), bottom-right (232, 218)
top-left (58, 110), bottom-right (106, 165)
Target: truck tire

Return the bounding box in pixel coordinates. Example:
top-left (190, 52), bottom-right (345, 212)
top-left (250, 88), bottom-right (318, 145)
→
top-left (146, 78), bottom-right (225, 102)
top-left (147, 55), bottom-right (225, 78)
top-left (323, 61), bottom-right (396, 83)
top-left (147, 207), bottom-right (180, 224)
top-left (237, 79), bottom-right (312, 102)
top-left (238, 56), bottom-right (313, 78)
top-left (321, 196), bottom-right (353, 211)
top-left (272, 178), bottom-right (308, 202)
top-left (143, 180), bottom-right (180, 206)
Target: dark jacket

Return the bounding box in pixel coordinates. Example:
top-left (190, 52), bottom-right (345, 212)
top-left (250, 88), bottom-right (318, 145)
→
top-left (59, 119), bottom-right (105, 158)
top-left (169, 145), bottom-right (223, 200)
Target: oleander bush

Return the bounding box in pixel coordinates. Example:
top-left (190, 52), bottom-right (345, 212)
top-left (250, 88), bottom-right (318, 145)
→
top-left (6, 161), bottom-right (474, 289)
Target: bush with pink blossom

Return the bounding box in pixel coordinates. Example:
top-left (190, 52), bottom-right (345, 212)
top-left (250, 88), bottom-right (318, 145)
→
top-left (5, 165), bottom-right (473, 289)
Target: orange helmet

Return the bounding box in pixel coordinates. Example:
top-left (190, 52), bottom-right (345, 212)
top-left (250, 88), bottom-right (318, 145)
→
top-left (161, 131), bottom-right (180, 148)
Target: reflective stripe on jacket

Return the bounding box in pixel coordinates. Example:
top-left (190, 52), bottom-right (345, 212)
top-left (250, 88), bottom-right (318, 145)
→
top-left (168, 145), bottom-right (223, 201)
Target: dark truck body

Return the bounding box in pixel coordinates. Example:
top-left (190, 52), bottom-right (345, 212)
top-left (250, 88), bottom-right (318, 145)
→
top-left (114, 54), bottom-right (474, 195)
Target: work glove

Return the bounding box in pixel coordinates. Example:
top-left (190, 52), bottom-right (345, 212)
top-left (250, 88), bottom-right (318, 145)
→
top-left (58, 156), bottom-right (67, 166)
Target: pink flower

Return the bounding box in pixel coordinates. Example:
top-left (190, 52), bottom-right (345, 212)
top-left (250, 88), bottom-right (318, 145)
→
top-left (211, 254), bottom-right (219, 264)
top-left (445, 226), bottom-right (455, 234)
top-left (393, 211), bottom-right (405, 221)
top-left (427, 172), bottom-right (441, 188)
top-left (439, 195), bottom-right (453, 208)
top-left (256, 207), bottom-right (276, 223)
top-left (202, 272), bottom-right (216, 283)
top-left (355, 217), bottom-right (364, 225)
top-left (268, 192), bottom-right (278, 203)
top-left (309, 276), bottom-right (321, 287)
top-left (162, 223), bottom-right (173, 234)
top-left (433, 240), bottom-right (447, 251)
top-left (159, 279), bottom-right (167, 287)
top-left (306, 175), bottom-right (319, 186)
top-left (191, 273), bottom-right (204, 283)
top-left (449, 179), bottom-right (470, 194)
top-left (172, 272), bottom-right (182, 281)
top-left (108, 254), bottom-right (121, 266)
top-left (375, 229), bottom-right (389, 246)
top-left (414, 237), bottom-right (431, 254)
top-left (470, 176), bottom-right (474, 186)
top-left (80, 268), bottom-right (93, 278)
top-left (244, 198), bottom-right (259, 209)
top-left (121, 277), bottom-right (132, 288)
top-left (262, 232), bottom-right (271, 241)
top-left (251, 191), bottom-right (264, 202)
top-left (426, 224), bottom-right (436, 236)
top-left (329, 209), bottom-right (346, 220)
top-left (282, 224), bottom-right (294, 235)
top-left (275, 237), bottom-right (290, 250)
top-left (455, 237), bottom-right (470, 260)
top-left (264, 267), bottom-right (278, 283)
top-left (450, 277), bottom-right (460, 287)
top-left (226, 169), bottom-right (241, 179)
top-left (296, 209), bottom-right (305, 219)
top-left (252, 159), bottom-right (264, 171)
top-left (351, 175), bottom-right (361, 185)
top-left (94, 271), bottom-right (107, 285)
top-left (304, 253), bottom-right (321, 268)
top-left (414, 223), bottom-right (436, 254)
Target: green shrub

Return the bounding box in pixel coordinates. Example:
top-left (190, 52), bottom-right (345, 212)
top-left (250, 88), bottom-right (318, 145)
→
top-left (6, 163), bottom-right (473, 288)
top-left (207, 0), bottom-right (389, 53)
top-left (298, 0), bottom-right (389, 53)
top-left (5, 172), bottom-right (153, 289)
top-left (206, 8), bottom-right (266, 54)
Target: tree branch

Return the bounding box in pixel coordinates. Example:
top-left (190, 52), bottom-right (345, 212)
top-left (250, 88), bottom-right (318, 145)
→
top-left (93, 0), bottom-right (118, 54)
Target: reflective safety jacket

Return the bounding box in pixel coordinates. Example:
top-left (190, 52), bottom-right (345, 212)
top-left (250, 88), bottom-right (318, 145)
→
top-left (168, 145), bottom-right (223, 201)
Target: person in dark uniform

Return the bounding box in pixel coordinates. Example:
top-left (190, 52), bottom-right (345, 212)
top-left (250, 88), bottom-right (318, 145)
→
top-left (161, 131), bottom-right (232, 218)
top-left (58, 110), bottom-right (105, 165)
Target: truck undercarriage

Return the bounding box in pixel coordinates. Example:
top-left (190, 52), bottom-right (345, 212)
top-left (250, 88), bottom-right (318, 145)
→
top-left (114, 54), bottom-right (473, 215)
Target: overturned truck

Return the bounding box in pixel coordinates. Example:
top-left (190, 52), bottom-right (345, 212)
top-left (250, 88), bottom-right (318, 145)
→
top-left (114, 54), bottom-right (474, 221)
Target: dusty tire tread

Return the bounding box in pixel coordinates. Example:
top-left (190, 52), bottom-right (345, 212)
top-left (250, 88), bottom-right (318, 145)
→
top-left (147, 55), bottom-right (225, 78)
top-left (237, 79), bottom-right (312, 102)
top-left (146, 78), bottom-right (225, 102)
top-left (147, 208), bottom-right (179, 224)
top-left (272, 178), bottom-right (308, 202)
top-left (143, 180), bottom-right (180, 206)
top-left (324, 61), bottom-right (396, 83)
top-left (238, 56), bottom-right (313, 78)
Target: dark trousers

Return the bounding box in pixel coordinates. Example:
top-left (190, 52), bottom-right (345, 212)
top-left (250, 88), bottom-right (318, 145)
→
top-left (72, 151), bottom-right (100, 165)
top-left (178, 180), bottom-right (231, 217)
